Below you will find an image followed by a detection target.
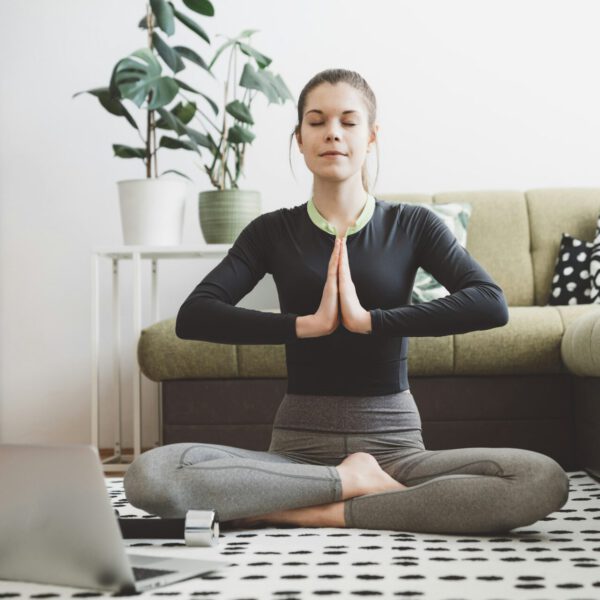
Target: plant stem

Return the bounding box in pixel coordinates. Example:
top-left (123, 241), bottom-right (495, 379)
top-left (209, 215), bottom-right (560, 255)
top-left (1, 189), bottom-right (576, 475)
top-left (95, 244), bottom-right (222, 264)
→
top-left (152, 110), bottom-right (157, 177)
top-left (177, 91), bottom-right (220, 186)
top-left (146, 107), bottom-right (152, 178)
top-left (146, 2), bottom-right (155, 178)
top-left (220, 43), bottom-right (237, 190)
top-left (237, 87), bottom-right (252, 179)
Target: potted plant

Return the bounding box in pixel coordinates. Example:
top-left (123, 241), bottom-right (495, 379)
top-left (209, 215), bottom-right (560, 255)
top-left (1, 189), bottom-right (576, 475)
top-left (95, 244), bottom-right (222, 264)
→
top-left (74, 0), bottom-right (218, 246)
top-left (194, 29), bottom-right (295, 243)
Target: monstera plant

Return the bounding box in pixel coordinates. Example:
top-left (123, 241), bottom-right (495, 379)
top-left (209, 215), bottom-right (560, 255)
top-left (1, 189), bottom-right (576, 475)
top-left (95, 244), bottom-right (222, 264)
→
top-left (74, 0), bottom-right (217, 246)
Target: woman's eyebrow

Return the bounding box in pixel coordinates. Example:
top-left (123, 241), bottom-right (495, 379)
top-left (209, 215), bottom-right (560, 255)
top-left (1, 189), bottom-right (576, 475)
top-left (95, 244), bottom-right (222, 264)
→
top-left (305, 109), bottom-right (359, 116)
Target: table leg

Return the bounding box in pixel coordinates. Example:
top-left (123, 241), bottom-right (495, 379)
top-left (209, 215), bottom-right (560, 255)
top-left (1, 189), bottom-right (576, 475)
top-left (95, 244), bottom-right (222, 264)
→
top-left (151, 259), bottom-right (161, 448)
top-left (132, 252), bottom-right (142, 460)
top-left (112, 258), bottom-right (122, 458)
top-left (91, 253), bottom-right (99, 449)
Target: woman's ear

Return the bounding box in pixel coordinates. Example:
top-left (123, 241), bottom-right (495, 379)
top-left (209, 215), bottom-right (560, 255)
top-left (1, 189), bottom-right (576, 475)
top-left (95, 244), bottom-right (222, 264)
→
top-left (295, 129), bottom-right (303, 154)
top-left (368, 123), bottom-right (379, 149)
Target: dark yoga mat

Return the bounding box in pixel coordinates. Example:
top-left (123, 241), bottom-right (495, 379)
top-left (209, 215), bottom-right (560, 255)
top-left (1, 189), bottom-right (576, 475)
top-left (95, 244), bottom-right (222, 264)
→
top-left (117, 516), bottom-right (186, 539)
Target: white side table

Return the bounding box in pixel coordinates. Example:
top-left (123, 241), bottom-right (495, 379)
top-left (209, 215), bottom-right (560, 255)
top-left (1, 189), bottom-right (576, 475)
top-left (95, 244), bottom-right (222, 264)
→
top-left (91, 245), bottom-right (230, 473)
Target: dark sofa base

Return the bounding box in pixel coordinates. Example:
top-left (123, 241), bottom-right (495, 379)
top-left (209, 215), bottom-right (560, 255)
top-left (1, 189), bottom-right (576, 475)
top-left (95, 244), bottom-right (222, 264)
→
top-left (162, 374), bottom-right (600, 473)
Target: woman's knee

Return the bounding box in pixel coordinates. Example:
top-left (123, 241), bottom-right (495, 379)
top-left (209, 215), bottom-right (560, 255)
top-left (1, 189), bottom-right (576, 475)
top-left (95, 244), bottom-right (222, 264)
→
top-left (529, 451), bottom-right (570, 513)
top-left (506, 450), bottom-right (570, 526)
top-left (123, 444), bottom-right (188, 516)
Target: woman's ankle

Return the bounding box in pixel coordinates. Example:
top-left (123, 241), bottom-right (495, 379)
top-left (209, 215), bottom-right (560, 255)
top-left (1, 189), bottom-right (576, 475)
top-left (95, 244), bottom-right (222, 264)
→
top-left (335, 463), bottom-right (366, 500)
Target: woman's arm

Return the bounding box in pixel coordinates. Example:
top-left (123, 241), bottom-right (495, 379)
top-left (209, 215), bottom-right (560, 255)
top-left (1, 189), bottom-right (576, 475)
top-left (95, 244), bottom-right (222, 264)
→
top-left (369, 205), bottom-right (509, 337)
top-left (175, 215), bottom-right (299, 345)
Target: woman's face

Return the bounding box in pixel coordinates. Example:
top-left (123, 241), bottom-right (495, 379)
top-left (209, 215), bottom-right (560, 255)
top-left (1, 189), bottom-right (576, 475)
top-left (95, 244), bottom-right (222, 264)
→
top-left (296, 82), bottom-right (377, 186)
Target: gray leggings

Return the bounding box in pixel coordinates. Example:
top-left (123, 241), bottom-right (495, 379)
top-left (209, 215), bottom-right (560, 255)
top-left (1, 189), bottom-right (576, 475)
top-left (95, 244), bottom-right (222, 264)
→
top-left (123, 390), bottom-right (570, 534)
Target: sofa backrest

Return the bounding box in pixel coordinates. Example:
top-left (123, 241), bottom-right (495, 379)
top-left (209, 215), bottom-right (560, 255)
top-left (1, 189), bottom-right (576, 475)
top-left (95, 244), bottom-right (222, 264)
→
top-left (377, 188), bottom-right (600, 307)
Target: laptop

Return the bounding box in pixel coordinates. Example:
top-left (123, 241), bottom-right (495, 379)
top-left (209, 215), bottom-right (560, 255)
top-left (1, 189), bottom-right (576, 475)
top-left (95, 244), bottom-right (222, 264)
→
top-left (0, 443), bottom-right (230, 593)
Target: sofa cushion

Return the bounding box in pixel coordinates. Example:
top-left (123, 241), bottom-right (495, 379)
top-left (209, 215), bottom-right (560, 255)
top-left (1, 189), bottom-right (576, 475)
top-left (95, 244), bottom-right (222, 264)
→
top-left (561, 307), bottom-right (600, 376)
top-left (138, 314), bottom-right (287, 382)
top-left (137, 318), bottom-right (238, 381)
top-left (526, 189), bottom-right (600, 305)
top-left (455, 304), bottom-right (600, 375)
top-left (138, 305), bottom-right (600, 382)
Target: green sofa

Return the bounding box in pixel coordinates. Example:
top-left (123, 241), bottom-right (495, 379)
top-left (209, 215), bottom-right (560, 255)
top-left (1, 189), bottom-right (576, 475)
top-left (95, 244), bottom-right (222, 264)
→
top-left (137, 188), bottom-right (600, 476)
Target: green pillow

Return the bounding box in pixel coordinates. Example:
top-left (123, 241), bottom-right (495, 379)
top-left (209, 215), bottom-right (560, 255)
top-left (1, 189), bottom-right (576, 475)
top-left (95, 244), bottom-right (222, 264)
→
top-left (410, 202), bottom-right (473, 304)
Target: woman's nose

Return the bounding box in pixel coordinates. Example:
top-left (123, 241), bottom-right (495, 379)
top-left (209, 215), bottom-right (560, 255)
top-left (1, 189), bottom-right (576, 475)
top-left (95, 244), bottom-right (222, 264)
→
top-left (325, 126), bottom-right (341, 141)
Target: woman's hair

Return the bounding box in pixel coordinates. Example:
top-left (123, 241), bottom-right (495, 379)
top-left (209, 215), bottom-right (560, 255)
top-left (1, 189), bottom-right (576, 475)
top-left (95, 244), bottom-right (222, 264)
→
top-left (289, 68), bottom-right (380, 194)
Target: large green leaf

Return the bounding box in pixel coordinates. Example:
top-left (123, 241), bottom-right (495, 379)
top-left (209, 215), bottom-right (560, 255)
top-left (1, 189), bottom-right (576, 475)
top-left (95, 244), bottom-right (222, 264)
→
top-left (152, 32), bottom-right (185, 73)
top-left (170, 3), bottom-right (210, 44)
top-left (173, 45), bottom-right (213, 76)
top-left (238, 42), bottom-right (272, 69)
top-left (113, 144), bottom-right (147, 159)
top-left (183, 125), bottom-right (211, 148)
top-left (155, 101), bottom-right (196, 128)
top-left (225, 100), bottom-right (253, 124)
top-left (172, 100), bottom-right (196, 123)
top-left (72, 87), bottom-right (139, 130)
top-left (227, 125), bottom-right (255, 144)
top-left (113, 48), bottom-right (179, 110)
top-left (271, 73), bottom-right (295, 103)
top-left (156, 107), bottom-right (208, 157)
top-left (150, 0), bottom-right (174, 35)
top-left (257, 70), bottom-right (290, 104)
top-left (156, 107), bottom-right (187, 135)
top-left (182, 0), bottom-right (214, 16)
top-left (159, 136), bottom-right (197, 150)
top-left (239, 62), bottom-right (278, 103)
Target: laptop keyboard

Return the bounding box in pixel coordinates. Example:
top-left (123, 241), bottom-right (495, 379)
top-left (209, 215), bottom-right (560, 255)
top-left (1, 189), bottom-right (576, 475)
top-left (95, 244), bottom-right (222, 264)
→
top-left (132, 566), bottom-right (177, 581)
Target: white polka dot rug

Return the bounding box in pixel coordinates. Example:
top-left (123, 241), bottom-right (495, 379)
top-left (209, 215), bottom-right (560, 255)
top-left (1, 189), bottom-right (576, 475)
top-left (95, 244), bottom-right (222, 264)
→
top-left (0, 471), bottom-right (599, 599)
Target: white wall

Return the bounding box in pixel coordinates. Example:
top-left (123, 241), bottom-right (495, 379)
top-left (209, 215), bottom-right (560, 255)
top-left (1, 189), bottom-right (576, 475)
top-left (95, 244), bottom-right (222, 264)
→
top-left (1, 0), bottom-right (599, 449)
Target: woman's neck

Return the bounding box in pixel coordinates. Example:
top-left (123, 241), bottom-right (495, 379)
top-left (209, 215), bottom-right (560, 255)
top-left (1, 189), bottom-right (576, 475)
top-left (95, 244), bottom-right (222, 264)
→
top-left (311, 177), bottom-right (368, 229)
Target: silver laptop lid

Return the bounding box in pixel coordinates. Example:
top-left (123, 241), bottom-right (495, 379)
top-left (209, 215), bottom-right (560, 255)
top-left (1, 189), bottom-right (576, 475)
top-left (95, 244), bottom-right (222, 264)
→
top-left (0, 443), bottom-right (135, 591)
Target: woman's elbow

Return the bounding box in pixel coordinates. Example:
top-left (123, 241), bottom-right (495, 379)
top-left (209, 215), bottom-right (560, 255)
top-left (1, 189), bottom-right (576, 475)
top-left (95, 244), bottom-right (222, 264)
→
top-left (175, 305), bottom-right (193, 339)
top-left (493, 295), bottom-right (510, 327)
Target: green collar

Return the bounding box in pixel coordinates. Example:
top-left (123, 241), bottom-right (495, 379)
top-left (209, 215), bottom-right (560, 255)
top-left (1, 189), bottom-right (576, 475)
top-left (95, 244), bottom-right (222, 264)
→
top-left (307, 192), bottom-right (376, 236)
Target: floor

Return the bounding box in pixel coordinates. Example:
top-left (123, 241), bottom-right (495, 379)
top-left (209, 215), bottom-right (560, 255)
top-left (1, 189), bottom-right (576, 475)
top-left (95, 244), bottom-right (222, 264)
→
top-left (0, 471), bottom-right (599, 599)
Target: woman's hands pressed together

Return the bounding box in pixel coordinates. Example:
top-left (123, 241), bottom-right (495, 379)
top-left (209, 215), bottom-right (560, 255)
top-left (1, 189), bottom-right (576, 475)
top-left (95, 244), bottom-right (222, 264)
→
top-left (337, 236), bottom-right (372, 335)
top-left (295, 236), bottom-right (372, 338)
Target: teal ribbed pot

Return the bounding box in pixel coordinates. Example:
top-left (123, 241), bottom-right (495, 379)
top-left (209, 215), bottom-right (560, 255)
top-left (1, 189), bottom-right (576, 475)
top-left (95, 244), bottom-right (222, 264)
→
top-left (198, 189), bottom-right (262, 244)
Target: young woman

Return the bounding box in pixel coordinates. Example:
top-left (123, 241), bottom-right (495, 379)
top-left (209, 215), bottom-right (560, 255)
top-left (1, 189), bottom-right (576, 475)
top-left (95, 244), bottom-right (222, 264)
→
top-left (124, 69), bottom-right (569, 534)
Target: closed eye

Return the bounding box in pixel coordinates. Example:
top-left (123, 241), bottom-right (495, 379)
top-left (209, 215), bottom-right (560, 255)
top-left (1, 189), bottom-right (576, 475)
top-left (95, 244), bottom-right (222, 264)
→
top-left (309, 123), bottom-right (356, 127)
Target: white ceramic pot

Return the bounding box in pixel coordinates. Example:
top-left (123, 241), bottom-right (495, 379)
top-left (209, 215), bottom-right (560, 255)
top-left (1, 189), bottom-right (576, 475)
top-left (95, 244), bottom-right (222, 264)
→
top-left (117, 178), bottom-right (188, 246)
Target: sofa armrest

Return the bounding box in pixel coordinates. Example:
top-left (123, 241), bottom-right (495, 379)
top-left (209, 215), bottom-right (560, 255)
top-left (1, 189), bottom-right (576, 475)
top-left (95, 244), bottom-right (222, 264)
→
top-left (561, 308), bottom-right (600, 376)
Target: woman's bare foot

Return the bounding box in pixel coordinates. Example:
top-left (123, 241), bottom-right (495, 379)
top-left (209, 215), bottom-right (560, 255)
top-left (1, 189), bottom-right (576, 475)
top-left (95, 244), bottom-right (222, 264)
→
top-left (231, 500), bottom-right (346, 529)
top-left (225, 453), bottom-right (406, 529)
top-left (336, 452), bottom-right (407, 499)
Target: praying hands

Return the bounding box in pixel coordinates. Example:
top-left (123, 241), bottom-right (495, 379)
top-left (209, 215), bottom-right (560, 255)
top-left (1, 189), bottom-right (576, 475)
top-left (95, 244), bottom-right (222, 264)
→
top-left (295, 236), bottom-right (372, 339)
top-left (337, 236), bottom-right (372, 334)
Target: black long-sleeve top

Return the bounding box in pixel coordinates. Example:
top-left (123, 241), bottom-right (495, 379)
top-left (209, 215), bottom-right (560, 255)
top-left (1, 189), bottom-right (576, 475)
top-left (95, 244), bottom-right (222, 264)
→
top-left (175, 197), bottom-right (509, 395)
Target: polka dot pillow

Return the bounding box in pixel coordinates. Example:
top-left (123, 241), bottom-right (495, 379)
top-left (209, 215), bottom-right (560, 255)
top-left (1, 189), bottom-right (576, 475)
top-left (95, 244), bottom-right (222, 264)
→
top-left (548, 213), bottom-right (600, 305)
top-left (591, 229), bottom-right (600, 302)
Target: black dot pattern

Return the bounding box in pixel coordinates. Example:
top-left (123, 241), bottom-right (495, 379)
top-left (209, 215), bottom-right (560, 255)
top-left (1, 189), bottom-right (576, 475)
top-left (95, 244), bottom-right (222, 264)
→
top-left (548, 233), bottom-right (595, 305)
top-left (0, 472), bottom-right (599, 598)
top-left (591, 228), bottom-right (600, 303)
